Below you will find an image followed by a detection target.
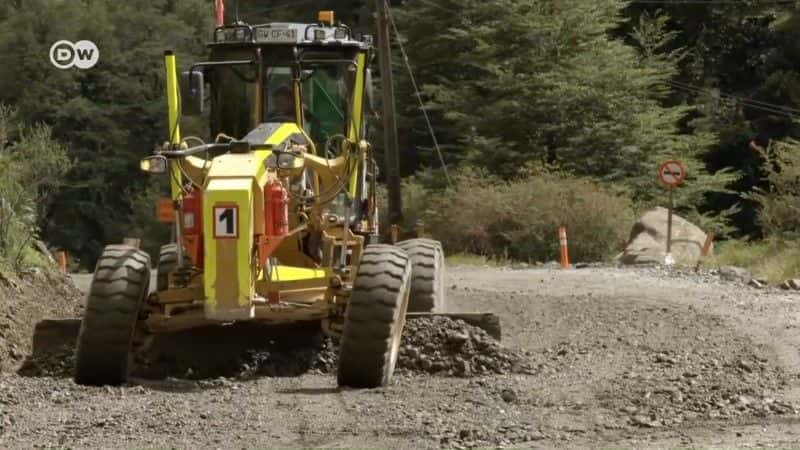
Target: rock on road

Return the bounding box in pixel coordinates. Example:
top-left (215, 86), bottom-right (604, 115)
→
top-left (2, 265), bottom-right (800, 448)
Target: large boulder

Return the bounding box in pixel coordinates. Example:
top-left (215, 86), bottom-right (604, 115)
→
top-left (619, 207), bottom-right (711, 266)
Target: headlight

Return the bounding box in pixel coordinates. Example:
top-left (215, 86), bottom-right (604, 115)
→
top-left (215, 27), bottom-right (251, 43)
top-left (140, 155), bottom-right (168, 174)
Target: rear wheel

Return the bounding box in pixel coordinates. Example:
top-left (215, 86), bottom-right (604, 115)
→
top-left (156, 243), bottom-right (178, 291)
top-left (74, 245), bottom-right (151, 386)
top-left (397, 238), bottom-right (446, 313)
top-left (337, 245), bottom-right (411, 388)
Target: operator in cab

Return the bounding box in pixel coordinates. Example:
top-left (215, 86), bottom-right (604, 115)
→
top-left (267, 85), bottom-right (295, 122)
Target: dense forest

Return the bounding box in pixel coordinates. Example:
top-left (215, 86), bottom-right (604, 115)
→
top-left (1, 0), bottom-right (800, 268)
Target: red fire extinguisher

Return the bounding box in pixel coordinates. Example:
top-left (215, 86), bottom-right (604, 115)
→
top-left (181, 188), bottom-right (203, 235)
top-left (265, 180), bottom-right (289, 236)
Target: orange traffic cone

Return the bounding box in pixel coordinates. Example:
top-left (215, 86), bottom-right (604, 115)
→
top-left (558, 227), bottom-right (570, 269)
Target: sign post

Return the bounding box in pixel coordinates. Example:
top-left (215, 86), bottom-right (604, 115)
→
top-left (667, 188), bottom-right (674, 257)
top-left (657, 159), bottom-right (686, 266)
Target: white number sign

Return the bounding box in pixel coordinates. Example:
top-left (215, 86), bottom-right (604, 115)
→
top-left (213, 205), bottom-right (238, 239)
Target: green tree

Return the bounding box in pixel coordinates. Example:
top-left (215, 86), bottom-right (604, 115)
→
top-left (0, 105), bottom-right (71, 269)
top-left (392, 0), bottom-right (736, 227)
top-left (230, 0), bottom-right (370, 29)
top-left (747, 139), bottom-right (800, 238)
top-left (623, 1), bottom-right (800, 235)
top-left (0, 0), bottom-right (212, 265)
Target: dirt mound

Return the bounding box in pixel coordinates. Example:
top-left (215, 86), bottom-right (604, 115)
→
top-left (398, 316), bottom-right (525, 376)
top-left (20, 317), bottom-right (519, 381)
top-left (0, 268), bottom-right (82, 372)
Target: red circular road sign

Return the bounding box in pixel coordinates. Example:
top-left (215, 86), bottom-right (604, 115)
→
top-left (658, 159), bottom-right (686, 187)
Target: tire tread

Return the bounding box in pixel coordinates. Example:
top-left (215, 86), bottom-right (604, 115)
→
top-left (337, 245), bottom-right (411, 388)
top-left (397, 239), bottom-right (446, 313)
top-left (74, 245), bottom-right (150, 386)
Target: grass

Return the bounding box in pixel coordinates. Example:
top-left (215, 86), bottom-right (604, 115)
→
top-left (0, 242), bottom-right (56, 277)
top-left (706, 237), bottom-right (800, 284)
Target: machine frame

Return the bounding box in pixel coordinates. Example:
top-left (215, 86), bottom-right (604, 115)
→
top-left (147, 17), bottom-right (380, 334)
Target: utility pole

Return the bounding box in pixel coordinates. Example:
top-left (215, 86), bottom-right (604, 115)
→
top-left (375, 0), bottom-right (403, 226)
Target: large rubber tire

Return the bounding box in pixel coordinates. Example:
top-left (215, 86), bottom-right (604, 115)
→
top-left (156, 243), bottom-right (178, 291)
top-left (74, 245), bottom-right (151, 386)
top-left (337, 244), bottom-right (412, 388)
top-left (397, 238), bottom-right (446, 313)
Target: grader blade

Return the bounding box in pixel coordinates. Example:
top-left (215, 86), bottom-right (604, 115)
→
top-left (31, 318), bottom-right (81, 356)
top-left (29, 312), bottom-right (501, 362)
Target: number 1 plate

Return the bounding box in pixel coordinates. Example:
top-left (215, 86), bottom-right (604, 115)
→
top-left (213, 204), bottom-right (239, 239)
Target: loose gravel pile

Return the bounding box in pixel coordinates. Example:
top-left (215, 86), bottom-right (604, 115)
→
top-left (18, 317), bottom-right (520, 380)
top-left (397, 316), bottom-right (525, 376)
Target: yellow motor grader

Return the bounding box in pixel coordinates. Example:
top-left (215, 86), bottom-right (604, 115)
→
top-left (70, 11), bottom-right (455, 388)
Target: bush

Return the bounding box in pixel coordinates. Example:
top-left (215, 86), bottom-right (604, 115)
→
top-left (748, 139), bottom-right (800, 238)
top-left (390, 170), bottom-right (634, 263)
top-left (702, 140), bottom-right (800, 283)
top-left (376, 176), bottom-right (430, 236)
top-left (0, 105), bottom-right (71, 269)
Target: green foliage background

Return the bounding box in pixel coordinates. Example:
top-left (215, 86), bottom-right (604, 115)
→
top-left (1, 0), bottom-right (799, 265)
top-left (0, 105), bottom-right (70, 269)
top-left (391, 0), bottom-right (737, 231)
top-left (0, 0), bottom-right (212, 265)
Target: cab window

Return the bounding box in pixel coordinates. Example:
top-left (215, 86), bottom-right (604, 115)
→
top-left (264, 66), bottom-right (295, 122)
top-left (209, 63), bottom-right (258, 139)
top-left (301, 63), bottom-right (353, 148)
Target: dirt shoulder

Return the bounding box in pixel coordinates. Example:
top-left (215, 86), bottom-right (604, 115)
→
top-left (1, 265), bottom-right (799, 449)
top-left (0, 268), bottom-right (82, 372)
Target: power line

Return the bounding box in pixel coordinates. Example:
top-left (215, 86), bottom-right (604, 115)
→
top-left (385, 0), bottom-right (453, 187)
top-left (666, 81), bottom-right (791, 116)
top-left (665, 80), bottom-right (799, 116)
top-left (664, 80), bottom-right (800, 117)
top-left (668, 80), bottom-right (800, 114)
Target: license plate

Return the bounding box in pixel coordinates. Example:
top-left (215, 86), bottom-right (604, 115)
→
top-left (256, 27), bottom-right (297, 43)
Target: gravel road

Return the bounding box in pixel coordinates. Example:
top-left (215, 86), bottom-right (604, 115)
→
top-left (2, 265), bottom-right (800, 448)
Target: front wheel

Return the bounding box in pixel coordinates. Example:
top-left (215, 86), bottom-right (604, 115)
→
top-left (337, 245), bottom-right (412, 388)
top-left (397, 238), bottom-right (446, 313)
top-left (74, 245), bottom-right (151, 386)
top-left (156, 243), bottom-right (178, 291)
